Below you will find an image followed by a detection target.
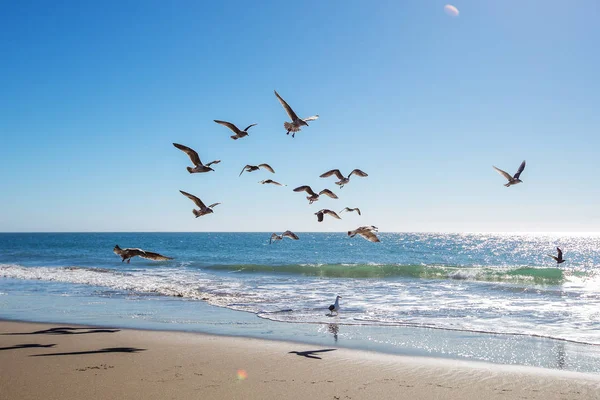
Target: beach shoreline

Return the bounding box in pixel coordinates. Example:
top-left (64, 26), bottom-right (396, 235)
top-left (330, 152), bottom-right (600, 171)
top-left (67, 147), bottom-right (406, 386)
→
top-left (1, 320), bottom-right (599, 400)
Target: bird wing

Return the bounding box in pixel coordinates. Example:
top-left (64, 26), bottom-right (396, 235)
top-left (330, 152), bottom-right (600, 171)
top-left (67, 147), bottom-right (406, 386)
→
top-left (244, 123), bottom-right (257, 132)
top-left (282, 230), bottom-right (299, 240)
top-left (547, 255), bottom-right (559, 262)
top-left (294, 185), bottom-right (317, 196)
top-left (557, 247), bottom-right (563, 260)
top-left (173, 143), bottom-right (202, 166)
top-left (274, 90), bottom-right (299, 121)
top-left (349, 169), bottom-right (368, 178)
top-left (214, 120), bottom-right (241, 134)
top-left (139, 251), bottom-right (173, 261)
top-left (179, 190), bottom-right (206, 208)
top-left (239, 165), bottom-right (251, 177)
top-left (269, 233), bottom-right (280, 244)
top-left (359, 231), bottom-right (380, 242)
top-left (302, 115), bottom-right (319, 122)
top-left (513, 160), bottom-right (526, 179)
top-left (208, 203), bottom-right (221, 208)
top-left (340, 207), bottom-right (349, 213)
top-left (320, 169), bottom-right (344, 180)
top-left (493, 166), bottom-right (512, 181)
top-left (319, 189), bottom-right (338, 199)
top-left (258, 164), bottom-right (275, 173)
top-left (355, 208), bottom-right (361, 215)
top-left (324, 210), bottom-right (341, 219)
top-left (265, 180), bottom-right (283, 186)
top-left (206, 160), bottom-right (221, 167)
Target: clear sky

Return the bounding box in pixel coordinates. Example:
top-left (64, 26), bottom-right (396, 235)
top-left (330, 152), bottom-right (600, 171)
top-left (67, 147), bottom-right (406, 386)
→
top-left (1, 1), bottom-right (599, 232)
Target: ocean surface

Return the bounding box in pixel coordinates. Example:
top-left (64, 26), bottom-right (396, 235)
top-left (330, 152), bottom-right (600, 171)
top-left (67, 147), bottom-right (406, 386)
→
top-left (1, 232), bottom-right (600, 372)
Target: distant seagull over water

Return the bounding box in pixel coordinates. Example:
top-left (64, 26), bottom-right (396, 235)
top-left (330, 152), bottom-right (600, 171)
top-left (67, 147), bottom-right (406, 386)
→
top-left (259, 179), bottom-right (286, 186)
top-left (340, 207), bottom-right (361, 216)
top-left (113, 245), bottom-right (173, 263)
top-left (179, 190), bottom-right (220, 218)
top-left (172, 143), bottom-right (220, 173)
top-left (214, 120), bottom-right (257, 140)
top-left (493, 160), bottom-right (526, 187)
top-left (293, 186), bottom-right (338, 204)
top-left (274, 90), bottom-right (318, 138)
top-left (328, 295), bottom-right (341, 315)
top-left (269, 230), bottom-right (299, 244)
top-left (320, 169), bottom-right (368, 188)
top-left (348, 226), bottom-right (380, 242)
top-left (240, 164), bottom-right (275, 176)
top-left (315, 209), bottom-right (341, 222)
top-left (548, 247), bottom-right (566, 264)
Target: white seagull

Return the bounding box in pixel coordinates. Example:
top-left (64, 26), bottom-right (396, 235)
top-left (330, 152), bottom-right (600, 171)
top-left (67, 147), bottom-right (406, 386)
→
top-left (328, 295), bottom-right (342, 315)
top-left (240, 164), bottom-right (275, 176)
top-left (269, 230), bottom-right (299, 244)
top-left (173, 143), bottom-right (220, 173)
top-left (320, 169), bottom-right (368, 188)
top-left (347, 226), bottom-right (380, 242)
top-left (293, 186), bottom-right (338, 204)
top-left (179, 190), bottom-right (221, 218)
top-left (214, 120), bottom-right (257, 140)
top-left (274, 90), bottom-right (318, 138)
top-left (493, 160), bottom-right (526, 187)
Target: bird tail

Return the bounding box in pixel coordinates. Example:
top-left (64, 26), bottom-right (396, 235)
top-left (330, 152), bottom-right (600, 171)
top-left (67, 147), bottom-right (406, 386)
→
top-left (186, 167), bottom-right (194, 174)
top-left (230, 135), bottom-right (239, 140)
top-left (284, 122), bottom-right (300, 132)
top-left (193, 209), bottom-right (202, 218)
top-left (504, 183), bottom-right (510, 187)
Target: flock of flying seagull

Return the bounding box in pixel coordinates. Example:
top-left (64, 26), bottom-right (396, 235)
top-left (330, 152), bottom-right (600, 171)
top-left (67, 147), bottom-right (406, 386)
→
top-left (113, 90), bottom-right (567, 271)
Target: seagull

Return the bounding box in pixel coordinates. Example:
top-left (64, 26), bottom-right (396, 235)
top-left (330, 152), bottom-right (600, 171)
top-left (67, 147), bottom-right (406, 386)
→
top-left (493, 160), bottom-right (526, 187)
top-left (328, 295), bottom-right (341, 315)
top-left (240, 164), bottom-right (275, 176)
top-left (315, 209), bottom-right (341, 222)
top-left (274, 90), bottom-right (319, 138)
top-left (340, 207), bottom-right (361, 216)
top-left (113, 245), bottom-right (173, 264)
top-left (269, 230), bottom-right (300, 244)
top-left (214, 120), bottom-right (257, 140)
top-left (293, 186), bottom-right (338, 204)
top-left (259, 179), bottom-right (286, 186)
top-left (179, 190), bottom-right (221, 218)
top-left (172, 143), bottom-right (220, 173)
top-left (548, 247), bottom-right (566, 264)
top-left (319, 169), bottom-right (368, 188)
top-left (347, 226), bottom-right (380, 242)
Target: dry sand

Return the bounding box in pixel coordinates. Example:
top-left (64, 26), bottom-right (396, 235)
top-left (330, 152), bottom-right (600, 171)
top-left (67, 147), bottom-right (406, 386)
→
top-left (1, 320), bottom-right (599, 400)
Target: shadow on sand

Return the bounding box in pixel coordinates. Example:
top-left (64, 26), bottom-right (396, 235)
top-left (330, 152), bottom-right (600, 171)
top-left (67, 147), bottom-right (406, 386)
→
top-left (31, 347), bottom-right (146, 357)
top-left (1, 327), bottom-right (120, 336)
top-left (0, 343), bottom-right (57, 351)
top-left (288, 348), bottom-right (337, 360)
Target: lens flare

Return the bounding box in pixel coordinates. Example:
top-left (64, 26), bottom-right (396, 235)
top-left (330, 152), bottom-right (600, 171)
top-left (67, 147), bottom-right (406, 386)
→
top-left (444, 4), bottom-right (459, 17)
top-left (237, 369), bottom-right (248, 380)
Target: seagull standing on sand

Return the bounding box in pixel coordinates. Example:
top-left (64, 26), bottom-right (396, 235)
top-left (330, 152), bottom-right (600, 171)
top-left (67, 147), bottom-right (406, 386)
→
top-left (347, 226), bottom-right (380, 242)
top-left (172, 143), bottom-right (220, 173)
top-left (328, 296), bottom-right (342, 315)
top-left (269, 230), bottom-right (299, 244)
top-left (319, 169), bottom-right (368, 188)
top-left (293, 186), bottom-right (338, 204)
top-left (493, 160), bottom-right (526, 187)
top-left (259, 179), bottom-right (286, 186)
top-left (113, 245), bottom-right (173, 264)
top-left (240, 164), bottom-right (275, 176)
top-left (179, 190), bottom-right (221, 218)
top-left (214, 120), bottom-right (257, 140)
top-left (274, 90), bottom-right (319, 138)
top-left (548, 247), bottom-right (566, 264)
top-left (315, 209), bottom-right (341, 222)
top-left (340, 207), bottom-right (361, 216)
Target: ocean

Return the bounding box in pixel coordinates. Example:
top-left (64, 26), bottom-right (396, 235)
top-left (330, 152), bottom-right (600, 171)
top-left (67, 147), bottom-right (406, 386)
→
top-left (1, 232), bottom-right (600, 372)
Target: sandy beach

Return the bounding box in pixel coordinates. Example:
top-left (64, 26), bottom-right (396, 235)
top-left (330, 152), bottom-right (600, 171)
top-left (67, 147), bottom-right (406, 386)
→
top-left (1, 320), bottom-right (599, 400)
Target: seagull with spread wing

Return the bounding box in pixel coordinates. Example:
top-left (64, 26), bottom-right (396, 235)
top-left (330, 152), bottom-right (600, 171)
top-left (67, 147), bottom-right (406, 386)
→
top-left (179, 190), bottom-right (220, 218)
top-left (269, 230), bottom-right (299, 244)
top-left (320, 169), bottom-right (368, 188)
top-left (493, 160), bottom-right (526, 187)
top-left (274, 90), bottom-right (318, 138)
top-left (172, 143), bottom-right (220, 173)
top-left (214, 120), bottom-right (257, 140)
top-left (548, 247), bottom-right (566, 264)
top-left (259, 179), bottom-right (286, 186)
top-left (347, 226), bottom-right (380, 242)
top-left (315, 209), bottom-right (341, 222)
top-left (293, 186), bottom-right (338, 204)
top-left (340, 207), bottom-right (361, 216)
top-left (239, 163), bottom-right (275, 176)
top-left (113, 245), bottom-right (173, 263)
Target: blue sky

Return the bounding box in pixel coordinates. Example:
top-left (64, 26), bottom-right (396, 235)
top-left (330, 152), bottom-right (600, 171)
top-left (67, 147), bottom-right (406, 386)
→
top-left (1, 1), bottom-right (599, 232)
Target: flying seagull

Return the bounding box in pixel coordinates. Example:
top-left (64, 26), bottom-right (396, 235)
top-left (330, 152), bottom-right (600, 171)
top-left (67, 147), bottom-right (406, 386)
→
top-left (320, 169), bottom-right (368, 188)
top-left (274, 90), bottom-right (319, 138)
top-left (548, 247), bottom-right (566, 264)
top-left (340, 207), bottom-right (361, 216)
top-left (269, 230), bottom-right (299, 244)
top-left (214, 120), bottom-right (257, 140)
top-left (259, 179), bottom-right (286, 186)
top-left (328, 295), bottom-right (342, 315)
top-left (293, 185), bottom-right (338, 204)
top-left (172, 143), bottom-right (220, 173)
top-left (347, 226), bottom-right (380, 242)
top-left (113, 245), bottom-right (173, 264)
top-left (493, 160), bottom-right (526, 187)
top-left (240, 164), bottom-right (275, 177)
top-left (179, 190), bottom-right (221, 218)
top-left (315, 209), bottom-right (341, 222)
